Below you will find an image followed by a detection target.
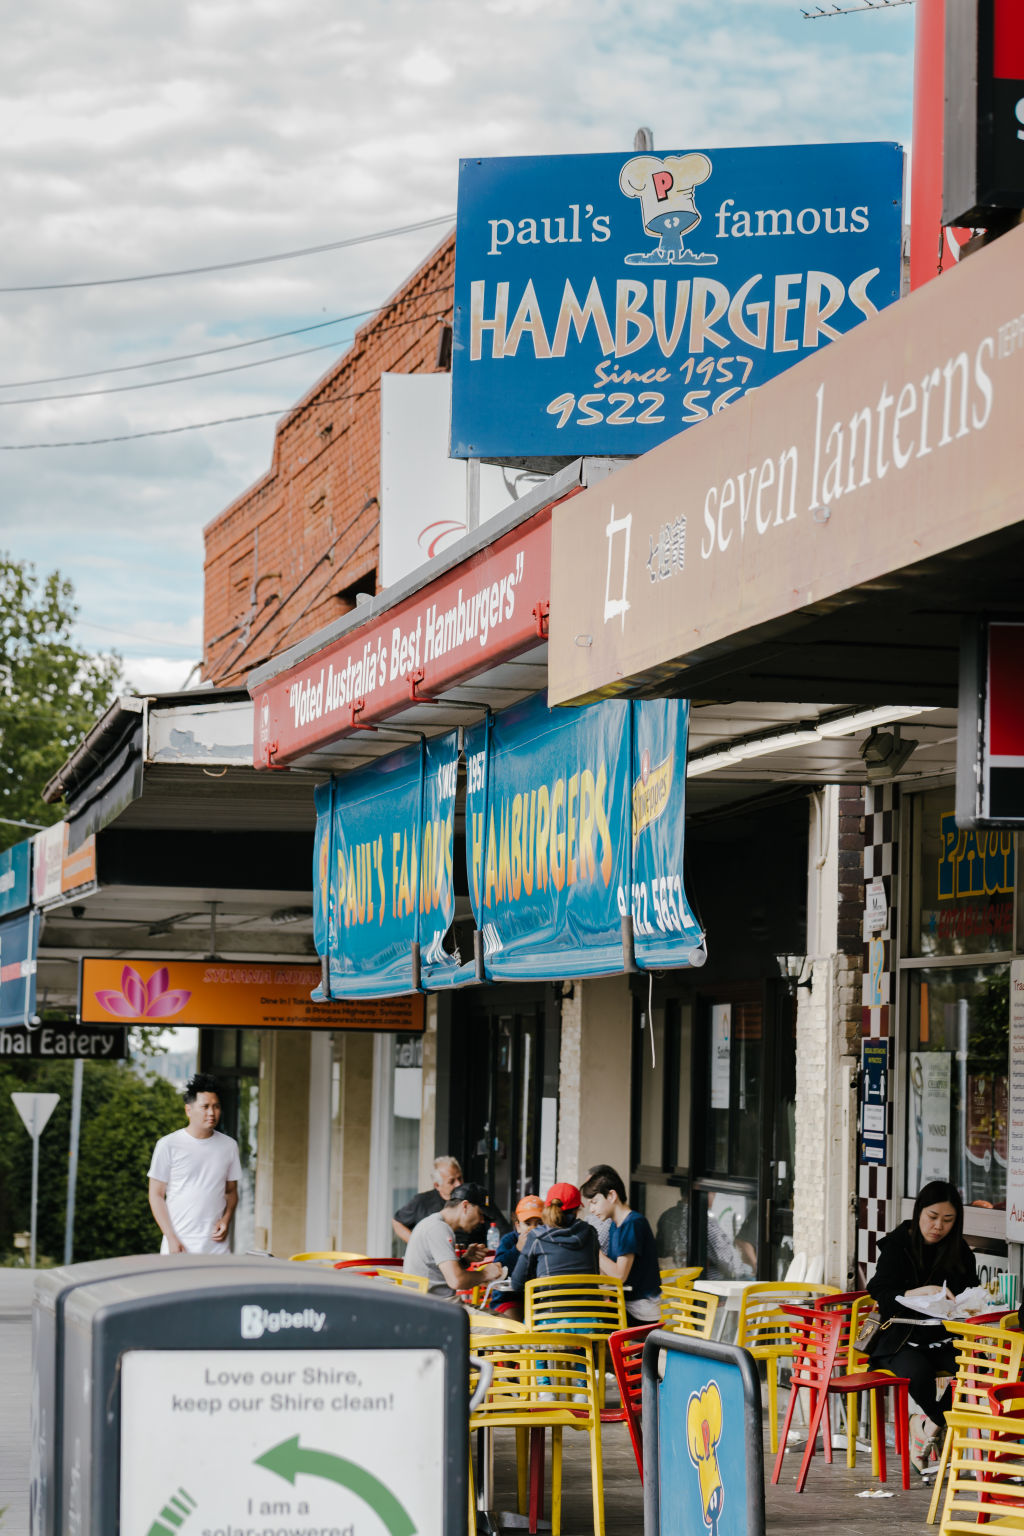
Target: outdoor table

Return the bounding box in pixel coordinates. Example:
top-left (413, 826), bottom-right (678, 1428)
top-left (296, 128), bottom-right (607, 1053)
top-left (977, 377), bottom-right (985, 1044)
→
top-left (694, 1277), bottom-right (758, 1340)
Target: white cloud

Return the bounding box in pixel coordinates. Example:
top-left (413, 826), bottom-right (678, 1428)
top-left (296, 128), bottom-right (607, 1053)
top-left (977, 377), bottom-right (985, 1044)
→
top-left (121, 655), bottom-right (202, 694)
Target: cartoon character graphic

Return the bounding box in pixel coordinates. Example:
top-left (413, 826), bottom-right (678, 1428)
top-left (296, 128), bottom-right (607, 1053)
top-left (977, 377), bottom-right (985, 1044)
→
top-left (619, 153), bottom-right (717, 266)
top-left (686, 1382), bottom-right (725, 1534)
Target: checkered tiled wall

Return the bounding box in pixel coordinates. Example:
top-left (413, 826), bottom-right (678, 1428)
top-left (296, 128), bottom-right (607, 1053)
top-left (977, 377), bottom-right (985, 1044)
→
top-left (857, 781), bottom-right (900, 1275)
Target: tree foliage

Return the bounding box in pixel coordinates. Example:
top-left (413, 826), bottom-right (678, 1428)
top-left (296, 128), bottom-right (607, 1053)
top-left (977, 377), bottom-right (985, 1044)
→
top-left (0, 1059), bottom-right (184, 1262)
top-left (0, 554), bottom-right (120, 850)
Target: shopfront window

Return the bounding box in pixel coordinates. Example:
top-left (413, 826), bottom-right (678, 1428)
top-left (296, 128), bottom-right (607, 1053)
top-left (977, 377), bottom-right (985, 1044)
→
top-left (903, 787), bottom-right (1016, 1214)
top-left (390, 1033), bottom-right (423, 1252)
top-left (905, 965), bottom-right (1009, 1206)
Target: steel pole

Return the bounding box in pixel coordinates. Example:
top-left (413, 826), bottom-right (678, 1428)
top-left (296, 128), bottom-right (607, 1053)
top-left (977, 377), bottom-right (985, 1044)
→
top-left (64, 1058), bottom-right (84, 1265)
top-left (30, 1104), bottom-right (39, 1268)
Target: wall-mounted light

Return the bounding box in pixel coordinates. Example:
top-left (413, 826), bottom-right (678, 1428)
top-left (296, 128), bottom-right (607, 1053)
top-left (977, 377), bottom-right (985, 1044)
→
top-left (776, 953), bottom-right (813, 990)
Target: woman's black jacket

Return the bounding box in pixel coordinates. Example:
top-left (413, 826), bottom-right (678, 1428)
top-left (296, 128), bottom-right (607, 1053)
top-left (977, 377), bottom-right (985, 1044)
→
top-left (865, 1220), bottom-right (978, 1360)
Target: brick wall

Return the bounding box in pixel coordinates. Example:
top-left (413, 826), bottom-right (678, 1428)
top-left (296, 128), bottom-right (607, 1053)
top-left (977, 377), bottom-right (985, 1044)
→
top-left (202, 233), bottom-right (455, 685)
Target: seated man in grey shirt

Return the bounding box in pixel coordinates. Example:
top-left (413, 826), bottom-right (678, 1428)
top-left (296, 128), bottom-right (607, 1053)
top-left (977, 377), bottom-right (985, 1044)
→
top-left (403, 1181), bottom-right (503, 1300)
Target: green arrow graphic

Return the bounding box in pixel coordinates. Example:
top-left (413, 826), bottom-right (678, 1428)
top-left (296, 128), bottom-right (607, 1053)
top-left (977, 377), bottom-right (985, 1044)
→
top-left (254, 1436), bottom-right (417, 1536)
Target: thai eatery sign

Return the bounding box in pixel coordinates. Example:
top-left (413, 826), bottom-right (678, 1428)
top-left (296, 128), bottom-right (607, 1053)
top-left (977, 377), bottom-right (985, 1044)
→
top-left (451, 143), bottom-right (903, 460)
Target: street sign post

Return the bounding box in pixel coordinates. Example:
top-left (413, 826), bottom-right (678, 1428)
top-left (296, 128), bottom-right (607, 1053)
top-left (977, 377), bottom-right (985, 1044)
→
top-left (11, 1091), bottom-right (59, 1267)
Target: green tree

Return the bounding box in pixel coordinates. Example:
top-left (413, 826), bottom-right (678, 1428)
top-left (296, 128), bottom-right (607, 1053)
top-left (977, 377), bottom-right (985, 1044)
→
top-left (0, 555), bottom-right (120, 850)
top-left (0, 1059), bottom-right (184, 1262)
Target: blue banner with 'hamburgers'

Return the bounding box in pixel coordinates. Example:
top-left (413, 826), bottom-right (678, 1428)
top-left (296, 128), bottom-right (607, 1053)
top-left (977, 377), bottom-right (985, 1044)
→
top-left (312, 696), bottom-right (704, 994)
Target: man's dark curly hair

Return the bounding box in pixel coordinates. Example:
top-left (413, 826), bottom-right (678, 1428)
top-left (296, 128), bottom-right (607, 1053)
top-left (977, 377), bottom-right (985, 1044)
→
top-left (183, 1072), bottom-right (221, 1105)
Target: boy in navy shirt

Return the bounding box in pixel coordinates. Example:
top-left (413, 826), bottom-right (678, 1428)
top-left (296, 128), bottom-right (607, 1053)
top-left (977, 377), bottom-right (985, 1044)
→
top-left (580, 1166), bottom-right (661, 1322)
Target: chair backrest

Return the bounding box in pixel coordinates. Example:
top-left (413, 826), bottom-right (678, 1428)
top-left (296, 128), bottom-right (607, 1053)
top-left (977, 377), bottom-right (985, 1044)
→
top-left (784, 1252), bottom-right (807, 1283)
top-left (661, 1283), bottom-right (719, 1340)
top-left (469, 1331), bottom-right (600, 1430)
top-left (333, 1256), bottom-right (401, 1270)
top-left (847, 1293), bottom-right (878, 1371)
top-left (945, 1320), bottom-right (1024, 1412)
top-left (988, 1382), bottom-right (1024, 1417)
top-left (941, 1407), bottom-right (1024, 1532)
top-left (365, 1268), bottom-right (430, 1293)
top-left (803, 1290), bottom-right (868, 1373)
top-left (659, 1266), bottom-right (702, 1288)
top-left (736, 1283), bottom-right (837, 1354)
top-left (608, 1324), bottom-right (658, 1478)
top-left (781, 1306), bottom-right (844, 1392)
top-left (804, 1255), bottom-right (825, 1284)
top-left (524, 1274), bottom-right (627, 1335)
top-left (467, 1308), bottom-right (527, 1336)
top-left (288, 1250), bottom-right (366, 1265)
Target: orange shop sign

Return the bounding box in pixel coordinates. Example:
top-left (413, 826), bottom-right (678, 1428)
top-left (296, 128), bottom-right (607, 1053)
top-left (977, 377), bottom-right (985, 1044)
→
top-left (80, 959), bottom-right (424, 1032)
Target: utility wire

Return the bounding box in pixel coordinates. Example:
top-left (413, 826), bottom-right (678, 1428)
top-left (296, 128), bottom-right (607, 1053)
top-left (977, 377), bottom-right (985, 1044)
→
top-left (0, 286), bottom-right (452, 389)
top-left (0, 214), bottom-right (454, 294)
top-left (0, 304), bottom-right (447, 405)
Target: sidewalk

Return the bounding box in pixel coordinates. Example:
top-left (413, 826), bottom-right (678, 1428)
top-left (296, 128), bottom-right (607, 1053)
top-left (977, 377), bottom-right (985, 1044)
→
top-left (0, 1266), bottom-right (938, 1535)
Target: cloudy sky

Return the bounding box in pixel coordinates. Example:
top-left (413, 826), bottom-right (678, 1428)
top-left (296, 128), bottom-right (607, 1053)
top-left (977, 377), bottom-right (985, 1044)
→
top-left (0, 0), bottom-right (916, 694)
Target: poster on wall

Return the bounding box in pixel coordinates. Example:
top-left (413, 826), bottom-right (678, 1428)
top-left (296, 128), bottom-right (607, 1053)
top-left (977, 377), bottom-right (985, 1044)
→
top-left (451, 143), bottom-right (903, 461)
top-left (908, 1051), bottom-right (951, 1190)
top-left (860, 1040), bottom-right (889, 1166)
top-left (630, 699), bottom-right (705, 969)
top-left (1006, 959), bottom-right (1024, 1242)
top-left (710, 1005), bottom-right (731, 1109)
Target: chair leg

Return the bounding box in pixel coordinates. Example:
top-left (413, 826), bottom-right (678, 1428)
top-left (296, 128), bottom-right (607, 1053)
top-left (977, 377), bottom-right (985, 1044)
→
top-left (767, 1357), bottom-right (780, 1454)
top-left (795, 1387), bottom-right (831, 1494)
top-left (551, 1427), bottom-right (563, 1536)
top-left (823, 1397), bottom-right (833, 1464)
top-left (927, 1427), bottom-right (952, 1524)
top-left (875, 1391), bottom-right (888, 1484)
top-left (896, 1384), bottom-right (910, 1492)
top-left (468, 1448), bottom-right (477, 1536)
top-left (516, 1426), bottom-right (529, 1515)
top-left (590, 1416), bottom-right (606, 1536)
top-left (771, 1377), bottom-right (804, 1484)
top-left (870, 1391), bottom-right (881, 1479)
top-left (528, 1427), bottom-right (545, 1535)
top-left (847, 1394), bottom-right (858, 1469)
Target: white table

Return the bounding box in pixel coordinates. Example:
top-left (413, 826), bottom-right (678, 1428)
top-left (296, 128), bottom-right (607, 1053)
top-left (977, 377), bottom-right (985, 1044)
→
top-left (694, 1278), bottom-right (759, 1340)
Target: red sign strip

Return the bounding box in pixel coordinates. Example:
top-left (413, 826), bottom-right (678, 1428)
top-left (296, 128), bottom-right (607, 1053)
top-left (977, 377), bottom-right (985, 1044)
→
top-left (994, 0), bottom-right (1024, 79)
top-left (252, 506), bottom-right (555, 767)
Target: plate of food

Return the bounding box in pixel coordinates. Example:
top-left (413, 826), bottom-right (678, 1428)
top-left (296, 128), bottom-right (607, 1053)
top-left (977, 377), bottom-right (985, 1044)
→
top-left (895, 1285), bottom-right (994, 1321)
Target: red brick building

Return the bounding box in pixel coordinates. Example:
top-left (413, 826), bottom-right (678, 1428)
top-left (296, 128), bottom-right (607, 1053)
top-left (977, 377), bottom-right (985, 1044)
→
top-left (202, 232), bottom-right (455, 685)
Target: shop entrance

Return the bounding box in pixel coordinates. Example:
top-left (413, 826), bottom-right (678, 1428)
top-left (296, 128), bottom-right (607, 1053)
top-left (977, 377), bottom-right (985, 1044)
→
top-left (447, 987), bottom-right (560, 1221)
top-left (634, 980), bottom-right (796, 1282)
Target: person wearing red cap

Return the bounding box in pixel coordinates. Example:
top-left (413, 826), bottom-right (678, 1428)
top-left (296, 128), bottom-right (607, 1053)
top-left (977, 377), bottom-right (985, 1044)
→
top-left (505, 1182), bottom-right (601, 1303)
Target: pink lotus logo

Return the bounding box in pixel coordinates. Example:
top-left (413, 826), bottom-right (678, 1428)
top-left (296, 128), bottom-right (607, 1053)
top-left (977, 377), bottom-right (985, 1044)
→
top-left (94, 965), bottom-right (192, 1020)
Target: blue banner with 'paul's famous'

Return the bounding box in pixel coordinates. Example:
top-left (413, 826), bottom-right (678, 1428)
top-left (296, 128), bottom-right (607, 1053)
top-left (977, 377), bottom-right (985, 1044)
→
top-left (313, 697), bottom-right (705, 994)
top-left (313, 734), bottom-right (464, 999)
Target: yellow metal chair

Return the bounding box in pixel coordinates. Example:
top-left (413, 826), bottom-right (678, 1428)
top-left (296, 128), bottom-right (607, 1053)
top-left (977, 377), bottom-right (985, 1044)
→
top-left (926, 1319), bottom-right (1024, 1523)
top-left (661, 1282), bottom-right (719, 1339)
top-left (937, 1405), bottom-right (1024, 1533)
top-left (659, 1265), bottom-right (702, 1287)
top-left (287, 1250), bottom-right (366, 1266)
top-left (355, 1267), bottom-right (430, 1294)
top-left (467, 1308), bottom-right (527, 1336)
top-left (468, 1330), bottom-right (605, 1536)
top-left (735, 1281), bottom-right (838, 1453)
top-left (524, 1274), bottom-right (627, 1407)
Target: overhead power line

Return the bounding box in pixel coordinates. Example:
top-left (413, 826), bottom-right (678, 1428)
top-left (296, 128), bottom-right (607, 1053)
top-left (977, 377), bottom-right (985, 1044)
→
top-left (0, 285), bottom-right (452, 389)
top-left (0, 213), bottom-right (454, 295)
top-left (801, 0), bottom-right (912, 15)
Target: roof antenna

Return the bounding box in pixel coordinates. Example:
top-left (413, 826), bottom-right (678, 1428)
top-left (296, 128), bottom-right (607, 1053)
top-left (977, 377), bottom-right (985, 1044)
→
top-left (633, 127), bottom-right (654, 151)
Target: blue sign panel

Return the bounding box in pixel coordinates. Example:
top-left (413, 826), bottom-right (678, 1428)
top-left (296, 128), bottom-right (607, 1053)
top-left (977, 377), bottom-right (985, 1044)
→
top-left (643, 1331), bottom-right (765, 1536)
top-left (629, 700), bottom-right (704, 969)
top-left (419, 731), bottom-right (473, 990)
top-left (0, 911), bottom-right (38, 1028)
top-left (861, 1038), bottom-right (890, 1166)
top-left (465, 693), bottom-right (632, 980)
top-left (0, 840), bottom-right (31, 919)
top-left (452, 143), bottom-right (903, 460)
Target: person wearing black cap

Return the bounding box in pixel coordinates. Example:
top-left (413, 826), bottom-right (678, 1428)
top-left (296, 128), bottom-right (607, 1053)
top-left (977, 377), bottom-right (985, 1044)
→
top-left (403, 1181), bottom-right (503, 1300)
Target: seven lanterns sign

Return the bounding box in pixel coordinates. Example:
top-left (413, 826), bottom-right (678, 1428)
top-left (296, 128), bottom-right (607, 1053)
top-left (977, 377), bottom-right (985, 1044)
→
top-left (451, 143), bottom-right (903, 461)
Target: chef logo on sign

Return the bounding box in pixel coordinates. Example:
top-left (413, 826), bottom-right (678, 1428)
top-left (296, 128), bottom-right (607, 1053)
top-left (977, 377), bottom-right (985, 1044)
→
top-left (619, 153), bottom-right (718, 266)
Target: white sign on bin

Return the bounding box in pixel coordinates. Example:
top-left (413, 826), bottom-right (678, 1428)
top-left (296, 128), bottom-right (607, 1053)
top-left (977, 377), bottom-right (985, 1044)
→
top-left (120, 1347), bottom-right (444, 1535)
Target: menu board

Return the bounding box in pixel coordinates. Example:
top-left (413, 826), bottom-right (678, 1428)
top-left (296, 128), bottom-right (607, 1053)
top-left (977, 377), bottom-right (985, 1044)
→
top-left (1006, 960), bottom-right (1024, 1242)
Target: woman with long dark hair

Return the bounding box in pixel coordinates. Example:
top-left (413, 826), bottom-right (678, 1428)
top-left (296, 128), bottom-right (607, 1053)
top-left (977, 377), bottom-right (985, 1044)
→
top-left (867, 1180), bottom-right (978, 1472)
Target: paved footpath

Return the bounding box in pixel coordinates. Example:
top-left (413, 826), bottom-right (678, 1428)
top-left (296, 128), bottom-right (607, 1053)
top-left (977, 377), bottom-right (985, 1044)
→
top-left (0, 1268), bottom-right (938, 1535)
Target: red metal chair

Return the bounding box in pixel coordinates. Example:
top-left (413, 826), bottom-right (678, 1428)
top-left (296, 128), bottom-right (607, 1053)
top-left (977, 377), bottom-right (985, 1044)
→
top-left (606, 1324), bottom-right (658, 1480)
top-left (772, 1304), bottom-right (911, 1493)
top-left (333, 1257), bottom-right (403, 1272)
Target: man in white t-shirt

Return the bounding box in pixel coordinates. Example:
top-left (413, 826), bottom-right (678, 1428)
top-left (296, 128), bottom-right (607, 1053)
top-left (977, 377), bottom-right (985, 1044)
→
top-left (147, 1074), bottom-right (242, 1255)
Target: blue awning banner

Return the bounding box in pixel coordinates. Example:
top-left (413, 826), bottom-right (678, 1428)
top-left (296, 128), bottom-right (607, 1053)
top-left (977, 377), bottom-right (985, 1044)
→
top-left (630, 699), bottom-right (705, 969)
top-left (464, 693), bottom-right (632, 980)
top-left (0, 911), bottom-right (38, 1028)
top-left (0, 840), bottom-right (31, 920)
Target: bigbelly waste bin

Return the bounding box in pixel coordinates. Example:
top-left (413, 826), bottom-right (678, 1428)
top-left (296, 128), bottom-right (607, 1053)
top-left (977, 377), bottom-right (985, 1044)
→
top-left (56, 1261), bottom-right (468, 1535)
top-left (32, 1253), bottom-right (282, 1536)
